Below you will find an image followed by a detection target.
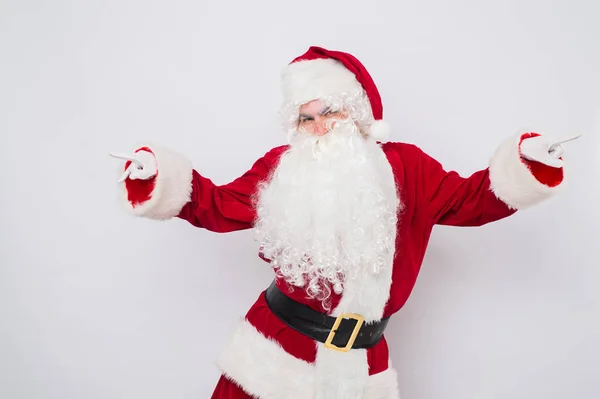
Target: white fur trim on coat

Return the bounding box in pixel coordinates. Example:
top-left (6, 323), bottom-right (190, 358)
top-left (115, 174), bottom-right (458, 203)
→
top-left (282, 58), bottom-right (364, 106)
top-left (489, 133), bottom-right (563, 210)
top-left (363, 367), bottom-right (401, 399)
top-left (314, 342), bottom-right (369, 399)
top-left (214, 145), bottom-right (400, 398)
top-left (118, 144), bottom-right (193, 219)
top-left (216, 319), bottom-right (400, 399)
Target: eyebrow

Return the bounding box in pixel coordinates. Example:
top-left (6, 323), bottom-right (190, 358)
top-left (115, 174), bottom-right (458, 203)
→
top-left (298, 106), bottom-right (332, 120)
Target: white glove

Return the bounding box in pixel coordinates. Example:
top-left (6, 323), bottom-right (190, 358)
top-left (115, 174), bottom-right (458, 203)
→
top-left (519, 135), bottom-right (564, 168)
top-left (109, 150), bottom-right (158, 182)
top-left (519, 133), bottom-right (581, 168)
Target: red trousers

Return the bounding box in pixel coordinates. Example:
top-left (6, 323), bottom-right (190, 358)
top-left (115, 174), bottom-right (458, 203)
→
top-left (211, 375), bottom-right (256, 399)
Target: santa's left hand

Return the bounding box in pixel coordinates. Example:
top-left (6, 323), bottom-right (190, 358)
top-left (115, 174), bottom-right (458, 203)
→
top-left (520, 134), bottom-right (569, 168)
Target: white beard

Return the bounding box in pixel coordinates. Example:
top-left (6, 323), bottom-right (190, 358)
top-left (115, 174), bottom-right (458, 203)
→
top-left (254, 120), bottom-right (400, 309)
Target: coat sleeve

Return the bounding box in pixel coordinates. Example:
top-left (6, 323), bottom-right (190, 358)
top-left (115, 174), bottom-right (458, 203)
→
top-left (118, 144), bottom-right (287, 233)
top-left (413, 132), bottom-right (565, 227)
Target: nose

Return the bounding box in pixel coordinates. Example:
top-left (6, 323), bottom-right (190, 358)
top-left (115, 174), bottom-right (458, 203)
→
top-left (313, 122), bottom-right (328, 135)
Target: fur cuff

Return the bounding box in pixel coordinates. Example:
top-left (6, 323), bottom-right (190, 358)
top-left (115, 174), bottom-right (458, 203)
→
top-left (216, 319), bottom-right (400, 399)
top-left (118, 144), bottom-right (193, 219)
top-left (489, 133), bottom-right (563, 210)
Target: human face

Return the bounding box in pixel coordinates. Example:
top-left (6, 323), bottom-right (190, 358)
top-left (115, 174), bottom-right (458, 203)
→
top-left (297, 100), bottom-right (347, 136)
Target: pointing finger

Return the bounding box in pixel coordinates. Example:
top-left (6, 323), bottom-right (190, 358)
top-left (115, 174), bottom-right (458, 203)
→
top-left (109, 152), bottom-right (144, 168)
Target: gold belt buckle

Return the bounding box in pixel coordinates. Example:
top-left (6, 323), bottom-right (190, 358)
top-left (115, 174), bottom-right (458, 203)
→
top-left (324, 313), bottom-right (365, 352)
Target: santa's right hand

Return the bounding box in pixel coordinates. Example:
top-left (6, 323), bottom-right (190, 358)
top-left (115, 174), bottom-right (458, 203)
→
top-left (110, 150), bottom-right (158, 182)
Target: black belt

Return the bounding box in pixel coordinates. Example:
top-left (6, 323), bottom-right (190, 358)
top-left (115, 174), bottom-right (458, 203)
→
top-left (264, 280), bottom-right (389, 352)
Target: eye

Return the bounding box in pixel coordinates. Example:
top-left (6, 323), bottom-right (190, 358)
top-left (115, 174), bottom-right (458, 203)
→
top-left (298, 116), bottom-right (314, 123)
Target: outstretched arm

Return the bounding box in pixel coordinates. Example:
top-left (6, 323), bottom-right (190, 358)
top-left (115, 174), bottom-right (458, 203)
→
top-left (114, 144), bottom-right (287, 233)
top-left (415, 132), bottom-right (566, 227)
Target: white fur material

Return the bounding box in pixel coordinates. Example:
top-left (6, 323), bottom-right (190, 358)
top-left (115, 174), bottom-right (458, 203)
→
top-left (281, 58), bottom-right (390, 139)
top-left (216, 319), bottom-right (315, 399)
top-left (489, 133), bottom-right (563, 210)
top-left (254, 124), bottom-right (400, 315)
top-left (369, 120), bottom-right (391, 141)
top-left (363, 367), bottom-right (401, 399)
top-left (326, 137), bottom-right (400, 323)
top-left (250, 125), bottom-right (400, 398)
top-left (118, 143), bottom-right (193, 219)
top-left (282, 58), bottom-right (364, 106)
top-left (309, 143), bottom-right (399, 398)
top-left (216, 319), bottom-right (401, 399)
top-left (314, 343), bottom-right (369, 399)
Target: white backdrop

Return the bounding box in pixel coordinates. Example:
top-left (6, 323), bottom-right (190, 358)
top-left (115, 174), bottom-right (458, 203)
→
top-left (2, 0), bottom-right (599, 398)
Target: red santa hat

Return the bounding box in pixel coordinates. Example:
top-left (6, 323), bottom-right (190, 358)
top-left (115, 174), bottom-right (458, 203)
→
top-left (281, 46), bottom-right (391, 141)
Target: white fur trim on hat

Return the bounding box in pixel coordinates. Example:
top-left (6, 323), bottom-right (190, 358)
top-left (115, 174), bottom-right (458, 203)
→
top-left (282, 58), bottom-right (392, 140)
top-left (282, 58), bottom-right (364, 107)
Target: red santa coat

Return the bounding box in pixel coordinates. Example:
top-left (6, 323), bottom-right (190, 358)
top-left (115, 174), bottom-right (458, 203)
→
top-left (119, 133), bottom-right (563, 399)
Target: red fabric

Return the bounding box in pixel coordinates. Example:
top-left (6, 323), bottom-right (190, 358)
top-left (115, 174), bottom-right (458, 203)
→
top-left (124, 147), bottom-right (156, 205)
top-left (211, 375), bottom-right (256, 399)
top-left (367, 335), bottom-right (390, 375)
top-left (177, 146), bottom-right (288, 232)
top-left (519, 133), bottom-right (564, 187)
top-left (124, 139), bottom-right (563, 394)
top-left (176, 143), bottom-right (516, 234)
top-left (241, 290), bottom-right (390, 376)
top-left (121, 137), bottom-right (565, 396)
top-left (245, 291), bottom-right (317, 363)
top-left (176, 142), bottom-right (519, 313)
top-left (291, 46), bottom-right (384, 121)
top-left (171, 142), bottom-right (519, 386)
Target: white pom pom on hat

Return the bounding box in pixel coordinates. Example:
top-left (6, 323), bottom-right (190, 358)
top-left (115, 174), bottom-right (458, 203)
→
top-left (281, 46), bottom-right (391, 141)
top-left (369, 120), bottom-right (391, 141)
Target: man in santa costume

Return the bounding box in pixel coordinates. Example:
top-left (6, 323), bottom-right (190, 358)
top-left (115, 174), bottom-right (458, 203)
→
top-left (112, 46), bottom-right (569, 398)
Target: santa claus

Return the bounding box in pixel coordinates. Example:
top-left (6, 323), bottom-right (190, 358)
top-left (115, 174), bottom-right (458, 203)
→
top-left (111, 46), bottom-right (570, 399)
